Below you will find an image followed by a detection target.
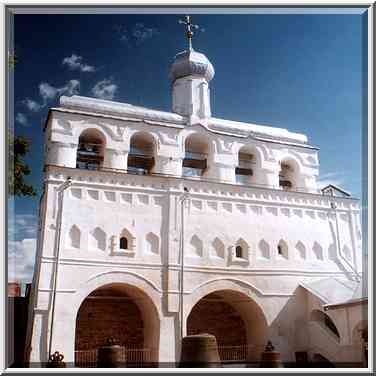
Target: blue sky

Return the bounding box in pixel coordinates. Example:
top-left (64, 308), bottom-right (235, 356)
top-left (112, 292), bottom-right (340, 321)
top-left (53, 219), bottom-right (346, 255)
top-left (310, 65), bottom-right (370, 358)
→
top-left (10, 11), bottom-right (367, 282)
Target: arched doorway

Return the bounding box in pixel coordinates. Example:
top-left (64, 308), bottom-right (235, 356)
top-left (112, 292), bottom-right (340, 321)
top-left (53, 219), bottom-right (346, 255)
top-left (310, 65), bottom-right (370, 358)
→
top-left (74, 283), bottom-right (159, 367)
top-left (186, 290), bottom-right (268, 364)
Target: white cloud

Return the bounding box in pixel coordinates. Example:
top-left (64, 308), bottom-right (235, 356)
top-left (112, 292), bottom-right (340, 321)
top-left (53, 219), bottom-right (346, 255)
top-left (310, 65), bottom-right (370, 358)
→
top-left (23, 98), bottom-right (42, 112)
top-left (91, 78), bottom-right (117, 100)
top-left (318, 172), bottom-right (345, 181)
top-left (62, 54), bottom-right (95, 72)
top-left (61, 79), bottom-right (80, 96)
top-left (39, 79), bottom-right (80, 102)
top-left (15, 113), bottom-right (28, 126)
top-left (132, 23), bottom-right (159, 44)
top-left (8, 214), bottom-right (38, 283)
top-left (39, 82), bottom-right (58, 101)
top-left (8, 213), bottom-right (38, 240)
top-left (116, 23), bottom-right (159, 45)
top-left (8, 238), bottom-right (37, 283)
top-left (23, 79), bottom-right (80, 113)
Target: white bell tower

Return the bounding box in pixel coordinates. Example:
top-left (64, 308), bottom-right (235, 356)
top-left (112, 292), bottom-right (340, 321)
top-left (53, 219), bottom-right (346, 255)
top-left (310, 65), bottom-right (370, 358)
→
top-left (169, 16), bottom-right (215, 125)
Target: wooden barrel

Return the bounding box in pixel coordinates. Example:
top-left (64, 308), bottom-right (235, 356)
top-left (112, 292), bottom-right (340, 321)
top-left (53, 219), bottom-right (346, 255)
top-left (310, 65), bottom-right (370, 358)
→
top-left (97, 339), bottom-right (125, 368)
top-left (260, 341), bottom-right (283, 368)
top-left (179, 333), bottom-right (221, 368)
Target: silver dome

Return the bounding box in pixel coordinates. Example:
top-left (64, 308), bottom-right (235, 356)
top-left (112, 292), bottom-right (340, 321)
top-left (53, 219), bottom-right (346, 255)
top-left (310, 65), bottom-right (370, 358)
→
top-left (169, 49), bottom-right (215, 83)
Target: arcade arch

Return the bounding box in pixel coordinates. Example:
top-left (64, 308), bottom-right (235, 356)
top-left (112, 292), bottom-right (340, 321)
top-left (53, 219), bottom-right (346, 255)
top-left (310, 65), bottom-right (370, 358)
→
top-left (74, 283), bottom-right (160, 366)
top-left (186, 289), bottom-right (268, 363)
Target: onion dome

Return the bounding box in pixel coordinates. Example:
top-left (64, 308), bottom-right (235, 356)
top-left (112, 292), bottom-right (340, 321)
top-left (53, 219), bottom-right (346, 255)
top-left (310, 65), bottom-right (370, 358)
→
top-left (169, 49), bottom-right (215, 83)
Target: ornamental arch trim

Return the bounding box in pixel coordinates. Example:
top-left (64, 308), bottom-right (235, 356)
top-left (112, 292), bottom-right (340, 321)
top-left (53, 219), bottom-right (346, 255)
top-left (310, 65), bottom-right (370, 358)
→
top-left (72, 270), bottom-right (163, 320)
top-left (72, 124), bottom-right (116, 148)
top-left (184, 278), bottom-right (271, 325)
top-left (179, 127), bottom-right (216, 156)
top-left (233, 142), bottom-right (267, 168)
top-left (278, 153), bottom-right (303, 174)
top-left (128, 130), bottom-right (160, 151)
top-left (72, 270), bottom-right (162, 364)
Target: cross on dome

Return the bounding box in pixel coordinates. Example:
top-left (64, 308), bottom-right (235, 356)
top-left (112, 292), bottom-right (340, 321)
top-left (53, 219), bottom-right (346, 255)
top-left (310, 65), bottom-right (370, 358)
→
top-left (178, 15), bottom-right (199, 51)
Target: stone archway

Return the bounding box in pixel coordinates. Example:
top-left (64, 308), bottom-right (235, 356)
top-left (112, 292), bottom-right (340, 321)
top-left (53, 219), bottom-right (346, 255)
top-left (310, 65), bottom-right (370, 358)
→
top-left (186, 289), bottom-right (268, 364)
top-left (74, 283), bottom-right (159, 366)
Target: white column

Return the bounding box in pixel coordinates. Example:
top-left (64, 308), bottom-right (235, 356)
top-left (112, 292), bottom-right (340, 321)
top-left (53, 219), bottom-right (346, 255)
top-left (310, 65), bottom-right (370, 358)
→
top-left (103, 148), bottom-right (127, 170)
top-left (47, 142), bottom-right (78, 168)
top-left (159, 316), bottom-right (178, 363)
top-left (205, 153), bottom-right (237, 183)
top-left (154, 155), bottom-right (183, 176)
top-left (205, 162), bottom-right (236, 183)
top-left (258, 167), bottom-right (279, 189)
top-left (29, 311), bottom-right (48, 363)
top-left (49, 296), bottom-right (76, 363)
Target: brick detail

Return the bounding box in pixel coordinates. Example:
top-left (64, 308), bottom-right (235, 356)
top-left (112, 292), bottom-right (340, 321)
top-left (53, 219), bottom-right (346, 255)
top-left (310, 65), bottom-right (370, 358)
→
top-left (187, 294), bottom-right (247, 346)
top-left (75, 296), bottom-right (144, 350)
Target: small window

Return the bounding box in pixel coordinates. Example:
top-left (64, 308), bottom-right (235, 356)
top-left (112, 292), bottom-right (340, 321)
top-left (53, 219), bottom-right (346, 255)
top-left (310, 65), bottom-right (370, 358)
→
top-left (278, 245), bottom-right (283, 255)
top-left (120, 237), bottom-right (128, 250)
top-left (235, 246), bottom-right (243, 258)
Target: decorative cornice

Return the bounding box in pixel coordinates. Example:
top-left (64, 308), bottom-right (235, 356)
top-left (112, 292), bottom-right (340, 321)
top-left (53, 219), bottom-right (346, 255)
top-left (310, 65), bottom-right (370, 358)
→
top-left (41, 256), bottom-right (354, 277)
top-left (44, 165), bottom-right (360, 210)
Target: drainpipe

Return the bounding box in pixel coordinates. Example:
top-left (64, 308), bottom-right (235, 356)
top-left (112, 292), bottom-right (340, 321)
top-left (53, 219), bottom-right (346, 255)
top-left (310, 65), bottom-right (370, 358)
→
top-left (48, 177), bottom-right (72, 361)
top-left (179, 187), bottom-right (190, 342)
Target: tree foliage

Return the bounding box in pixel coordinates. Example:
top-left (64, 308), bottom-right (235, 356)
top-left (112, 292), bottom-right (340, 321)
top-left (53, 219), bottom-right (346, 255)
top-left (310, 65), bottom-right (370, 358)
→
top-left (9, 132), bottom-right (37, 197)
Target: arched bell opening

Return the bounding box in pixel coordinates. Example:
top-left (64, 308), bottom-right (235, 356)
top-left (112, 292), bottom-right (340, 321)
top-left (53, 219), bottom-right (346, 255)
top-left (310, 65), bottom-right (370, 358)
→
top-left (236, 146), bottom-right (256, 185)
top-left (74, 283), bottom-right (160, 367)
top-left (127, 132), bottom-right (156, 175)
top-left (76, 129), bottom-right (106, 171)
top-left (183, 134), bottom-right (209, 177)
top-left (186, 289), bottom-right (268, 364)
top-left (279, 158), bottom-right (300, 191)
